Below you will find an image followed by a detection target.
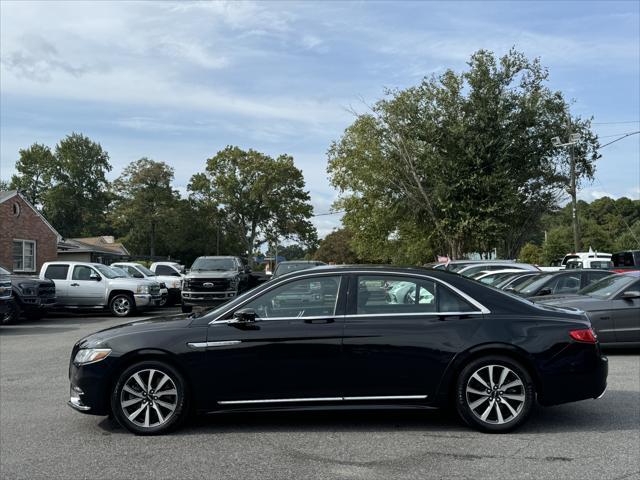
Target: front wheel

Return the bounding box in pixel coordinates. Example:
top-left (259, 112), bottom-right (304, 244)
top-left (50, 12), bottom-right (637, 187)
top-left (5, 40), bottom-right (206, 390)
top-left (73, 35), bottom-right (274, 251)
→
top-left (455, 356), bottom-right (534, 433)
top-left (109, 293), bottom-right (135, 317)
top-left (2, 301), bottom-right (21, 325)
top-left (111, 361), bottom-right (187, 435)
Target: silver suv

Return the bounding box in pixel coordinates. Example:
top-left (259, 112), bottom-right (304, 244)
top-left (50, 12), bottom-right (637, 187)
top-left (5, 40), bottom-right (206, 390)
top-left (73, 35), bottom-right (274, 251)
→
top-left (40, 261), bottom-right (162, 317)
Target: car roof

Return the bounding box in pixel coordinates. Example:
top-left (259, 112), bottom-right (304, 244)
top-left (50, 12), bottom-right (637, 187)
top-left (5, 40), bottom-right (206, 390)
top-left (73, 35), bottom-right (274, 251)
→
top-left (277, 260), bottom-right (325, 264)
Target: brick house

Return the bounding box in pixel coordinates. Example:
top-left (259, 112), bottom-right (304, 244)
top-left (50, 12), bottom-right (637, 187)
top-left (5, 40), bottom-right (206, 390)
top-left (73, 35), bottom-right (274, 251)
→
top-left (0, 190), bottom-right (61, 273)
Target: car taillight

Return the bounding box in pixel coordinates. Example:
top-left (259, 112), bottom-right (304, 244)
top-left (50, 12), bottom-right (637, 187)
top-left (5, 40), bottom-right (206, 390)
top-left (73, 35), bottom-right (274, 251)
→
top-left (569, 328), bottom-right (597, 343)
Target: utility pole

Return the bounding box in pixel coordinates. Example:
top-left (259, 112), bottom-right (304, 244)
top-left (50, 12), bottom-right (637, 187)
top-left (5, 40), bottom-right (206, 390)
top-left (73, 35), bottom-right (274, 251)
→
top-left (552, 121), bottom-right (581, 252)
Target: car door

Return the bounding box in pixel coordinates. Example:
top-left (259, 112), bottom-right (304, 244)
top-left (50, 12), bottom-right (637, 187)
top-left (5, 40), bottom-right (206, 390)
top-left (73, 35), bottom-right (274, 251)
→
top-left (69, 265), bottom-right (105, 305)
top-left (610, 279), bottom-right (640, 343)
top-left (341, 273), bottom-right (485, 401)
top-left (42, 264), bottom-right (71, 305)
top-left (202, 273), bottom-right (346, 404)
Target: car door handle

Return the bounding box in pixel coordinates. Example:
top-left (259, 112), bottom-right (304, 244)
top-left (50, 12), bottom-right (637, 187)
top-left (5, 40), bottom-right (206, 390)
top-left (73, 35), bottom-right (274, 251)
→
top-left (70, 283), bottom-right (80, 287)
top-left (599, 316), bottom-right (610, 321)
top-left (304, 318), bottom-right (335, 324)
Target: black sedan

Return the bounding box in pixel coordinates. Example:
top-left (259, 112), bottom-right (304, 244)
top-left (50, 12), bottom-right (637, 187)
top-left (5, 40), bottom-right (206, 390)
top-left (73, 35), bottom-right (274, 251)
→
top-left (68, 266), bottom-right (608, 435)
top-left (537, 272), bottom-right (640, 347)
top-left (510, 269), bottom-right (614, 298)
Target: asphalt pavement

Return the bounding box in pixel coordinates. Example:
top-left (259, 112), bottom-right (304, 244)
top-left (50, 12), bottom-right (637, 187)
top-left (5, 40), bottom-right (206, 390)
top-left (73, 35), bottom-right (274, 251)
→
top-left (1, 310), bottom-right (639, 480)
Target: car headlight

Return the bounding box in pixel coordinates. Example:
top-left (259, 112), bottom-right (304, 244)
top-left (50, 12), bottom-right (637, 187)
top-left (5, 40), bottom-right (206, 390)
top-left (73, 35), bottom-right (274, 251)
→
top-left (19, 283), bottom-right (36, 296)
top-left (136, 285), bottom-right (150, 294)
top-left (74, 348), bottom-right (111, 365)
top-left (172, 280), bottom-right (181, 289)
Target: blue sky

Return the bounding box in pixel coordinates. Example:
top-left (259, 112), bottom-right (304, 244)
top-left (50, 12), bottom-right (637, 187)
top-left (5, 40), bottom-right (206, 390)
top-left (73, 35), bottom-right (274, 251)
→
top-left (1, 0), bottom-right (638, 237)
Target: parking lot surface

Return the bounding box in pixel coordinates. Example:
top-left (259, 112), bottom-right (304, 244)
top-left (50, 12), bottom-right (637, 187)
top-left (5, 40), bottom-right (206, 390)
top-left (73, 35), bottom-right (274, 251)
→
top-left (1, 312), bottom-right (639, 480)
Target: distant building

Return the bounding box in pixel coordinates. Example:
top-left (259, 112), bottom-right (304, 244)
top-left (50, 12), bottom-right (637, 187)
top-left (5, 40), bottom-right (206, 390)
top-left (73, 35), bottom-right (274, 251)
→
top-left (57, 236), bottom-right (130, 265)
top-left (0, 190), bottom-right (61, 273)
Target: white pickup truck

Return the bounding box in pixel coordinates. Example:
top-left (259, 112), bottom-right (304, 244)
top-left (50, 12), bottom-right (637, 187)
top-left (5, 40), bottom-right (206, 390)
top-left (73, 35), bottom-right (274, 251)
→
top-left (112, 262), bottom-right (182, 306)
top-left (40, 261), bottom-right (162, 317)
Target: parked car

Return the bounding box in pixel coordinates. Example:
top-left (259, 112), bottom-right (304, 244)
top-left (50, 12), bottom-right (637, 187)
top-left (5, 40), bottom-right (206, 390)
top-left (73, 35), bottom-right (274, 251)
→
top-left (40, 261), bottom-right (162, 317)
top-left (537, 272), bottom-right (640, 346)
top-left (111, 262), bottom-right (177, 306)
top-left (611, 250), bottom-right (640, 273)
top-left (0, 263), bottom-right (56, 324)
top-left (471, 269), bottom-right (531, 286)
top-left (561, 251), bottom-right (612, 269)
top-left (272, 260), bottom-right (327, 278)
top-left (433, 260), bottom-right (516, 273)
top-left (150, 261), bottom-right (185, 276)
top-left (67, 266), bottom-right (607, 435)
top-left (496, 272), bottom-right (544, 290)
top-left (110, 265), bottom-right (170, 307)
top-left (0, 265), bottom-right (13, 325)
top-left (510, 269), bottom-right (615, 299)
top-left (181, 256), bottom-right (251, 313)
top-left (456, 262), bottom-right (538, 278)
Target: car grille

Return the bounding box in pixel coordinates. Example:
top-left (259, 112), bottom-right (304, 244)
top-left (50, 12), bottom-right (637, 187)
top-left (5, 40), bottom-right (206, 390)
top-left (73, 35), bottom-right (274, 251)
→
top-left (38, 284), bottom-right (56, 298)
top-left (187, 279), bottom-right (230, 291)
top-left (150, 285), bottom-right (160, 295)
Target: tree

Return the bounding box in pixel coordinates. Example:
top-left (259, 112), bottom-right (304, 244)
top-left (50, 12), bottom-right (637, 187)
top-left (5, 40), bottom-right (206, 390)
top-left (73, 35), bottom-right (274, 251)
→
top-left (518, 242), bottom-right (543, 265)
top-left (190, 146), bottom-right (317, 264)
top-left (9, 143), bottom-right (55, 207)
top-left (111, 158), bottom-right (179, 256)
top-left (542, 227), bottom-right (572, 264)
top-left (43, 133), bottom-right (112, 237)
top-left (314, 229), bottom-right (361, 264)
top-left (327, 49), bottom-right (599, 262)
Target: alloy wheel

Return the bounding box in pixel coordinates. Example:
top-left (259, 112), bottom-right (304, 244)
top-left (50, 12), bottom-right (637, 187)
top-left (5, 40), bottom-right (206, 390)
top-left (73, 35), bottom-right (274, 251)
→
top-left (465, 364), bottom-right (526, 425)
top-left (113, 296), bottom-right (131, 316)
top-left (120, 369), bottom-right (178, 428)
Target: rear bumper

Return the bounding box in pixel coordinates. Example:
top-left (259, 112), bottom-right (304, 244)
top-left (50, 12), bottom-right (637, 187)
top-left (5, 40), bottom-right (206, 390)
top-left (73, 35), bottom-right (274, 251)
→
top-left (538, 348), bottom-right (608, 406)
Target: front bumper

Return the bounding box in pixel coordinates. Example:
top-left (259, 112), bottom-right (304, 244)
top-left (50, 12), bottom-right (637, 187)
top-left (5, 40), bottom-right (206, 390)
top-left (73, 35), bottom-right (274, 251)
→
top-left (20, 296), bottom-right (56, 310)
top-left (182, 290), bottom-right (237, 306)
top-left (134, 293), bottom-right (163, 308)
top-left (68, 357), bottom-right (115, 416)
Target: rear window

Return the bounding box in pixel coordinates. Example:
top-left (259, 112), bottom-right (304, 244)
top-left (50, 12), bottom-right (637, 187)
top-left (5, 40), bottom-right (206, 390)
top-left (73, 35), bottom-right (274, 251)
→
top-left (44, 264), bottom-right (69, 280)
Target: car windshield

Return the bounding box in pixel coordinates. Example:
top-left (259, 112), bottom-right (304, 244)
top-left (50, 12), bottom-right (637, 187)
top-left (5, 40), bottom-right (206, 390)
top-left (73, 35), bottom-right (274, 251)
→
top-left (274, 262), bottom-right (321, 276)
top-left (136, 265), bottom-right (156, 276)
top-left (0, 265), bottom-right (10, 275)
top-left (512, 274), bottom-right (552, 295)
top-left (191, 258), bottom-right (236, 271)
top-left (110, 266), bottom-right (131, 278)
top-left (578, 274), bottom-right (637, 299)
top-left (93, 265), bottom-right (120, 279)
top-left (447, 263), bottom-right (473, 272)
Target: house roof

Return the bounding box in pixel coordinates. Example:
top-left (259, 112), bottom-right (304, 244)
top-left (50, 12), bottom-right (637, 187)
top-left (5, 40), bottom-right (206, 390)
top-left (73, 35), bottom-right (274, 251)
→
top-left (70, 236), bottom-right (130, 256)
top-left (0, 190), bottom-right (62, 241)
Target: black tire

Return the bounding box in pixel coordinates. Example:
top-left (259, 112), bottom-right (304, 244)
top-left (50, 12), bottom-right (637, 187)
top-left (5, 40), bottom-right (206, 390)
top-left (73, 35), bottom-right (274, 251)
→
top-left (158, 295), bottom-right (168, 308)
top-left (111, 360), bottom-right (187, 435)
top-left (454, 355), bottom-right (534, 433)
top-left (2, 301), bottom-right (21, 325)
top-left (181, 304), bottom-right (192, 314)
top-left (109, 293), bottom-right (135, 317)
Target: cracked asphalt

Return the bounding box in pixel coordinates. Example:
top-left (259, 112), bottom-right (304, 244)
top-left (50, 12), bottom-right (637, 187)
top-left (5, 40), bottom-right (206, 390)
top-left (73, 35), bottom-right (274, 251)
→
top-left (1, 311), bottom-right (639, 480)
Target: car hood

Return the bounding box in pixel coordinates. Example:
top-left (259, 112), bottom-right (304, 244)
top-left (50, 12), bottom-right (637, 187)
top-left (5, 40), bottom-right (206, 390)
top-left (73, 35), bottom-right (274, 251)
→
top-left (11, 275), bottom-right (54, 286)
top-left (186, 271), bottom-right (238, 279)
top-left (76, 315), bottom-right (193, 348)
top-left (108, 277), bottom-right (158, 287)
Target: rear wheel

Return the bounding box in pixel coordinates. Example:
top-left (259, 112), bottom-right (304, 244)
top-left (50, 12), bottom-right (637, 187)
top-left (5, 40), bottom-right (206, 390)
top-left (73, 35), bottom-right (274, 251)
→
top-left (455, 355), bottom-right (534, 433)
top-left (111, 361), bottom-right (187, 435)
top-left (109, 293), bottom-right (135, 317)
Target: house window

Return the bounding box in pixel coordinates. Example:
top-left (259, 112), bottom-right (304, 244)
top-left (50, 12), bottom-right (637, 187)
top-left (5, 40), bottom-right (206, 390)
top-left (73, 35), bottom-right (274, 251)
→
top-left (13, 240), bottom-right (36, 272)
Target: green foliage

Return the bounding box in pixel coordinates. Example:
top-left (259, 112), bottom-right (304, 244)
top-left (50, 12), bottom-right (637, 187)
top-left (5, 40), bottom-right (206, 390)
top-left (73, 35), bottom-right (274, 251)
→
top-left (314, 229), bottom-right (362, 264)
top-left (44, 133), bottom-right (112, 237)
top-left (542, 227), bottom-right (572, 264)
top-left (111, 158), bottom-right (180, 256)
top-left (517, 242), bottom-right (543, 265)
top-left (190, 146), bottom-right (317, 263)
top-left (9, 143), bottom-right (55, 207)
top-left (327, 49), bottom-right (599, 263)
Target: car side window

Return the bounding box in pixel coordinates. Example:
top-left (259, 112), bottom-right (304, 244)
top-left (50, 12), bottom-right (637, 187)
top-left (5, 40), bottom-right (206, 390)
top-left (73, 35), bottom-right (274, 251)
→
top-left (44, 264), bottom-right (69, 280)
top-left (241, 276), bottom-right (341, 319)
top-left (156, 265), bottom-right (177, 276)
top-left (438, 285), bottom-right (475, 312)
top-left (551, 274), bottom-right (581, 294)
top-left (585, 271), bottom-right (610, 286)
top-left (72, 266), bottom-right (95, 281)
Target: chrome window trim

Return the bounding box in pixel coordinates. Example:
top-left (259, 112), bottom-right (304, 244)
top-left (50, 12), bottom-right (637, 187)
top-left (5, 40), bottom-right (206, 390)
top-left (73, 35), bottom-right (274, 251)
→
top-left (344, 311), bottom-right (482, 318)
top-left (217, 395), bottom-right (427, 405)
top-left (214, 315), bottom-right (341, 324)
top-left (208, 270), bottom-right (490, 325)
top-left (187, 340), bottom-right (242, 348)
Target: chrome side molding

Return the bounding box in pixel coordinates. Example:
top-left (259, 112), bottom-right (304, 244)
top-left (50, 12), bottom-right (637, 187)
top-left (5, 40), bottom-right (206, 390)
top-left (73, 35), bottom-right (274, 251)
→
top-left (217, 394), bottom-right (427, 405)
top-left (187, 341), bottom-right (242, 349)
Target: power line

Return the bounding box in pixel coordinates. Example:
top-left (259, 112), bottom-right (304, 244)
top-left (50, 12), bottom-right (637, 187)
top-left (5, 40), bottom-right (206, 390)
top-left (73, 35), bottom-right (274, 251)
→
top-left (593, 120), bottom-right (640, 125)
top-left (598, 130), bottom-right (640, 138)
top-left (599, 131), bottom-right (640, 149)
top-left (311, 210), bottom-right (345, 217)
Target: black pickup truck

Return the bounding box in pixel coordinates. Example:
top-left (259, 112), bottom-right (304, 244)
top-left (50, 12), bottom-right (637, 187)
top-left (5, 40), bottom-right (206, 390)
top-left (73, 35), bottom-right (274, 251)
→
top-left (0, 264), bottom-right (56, 324)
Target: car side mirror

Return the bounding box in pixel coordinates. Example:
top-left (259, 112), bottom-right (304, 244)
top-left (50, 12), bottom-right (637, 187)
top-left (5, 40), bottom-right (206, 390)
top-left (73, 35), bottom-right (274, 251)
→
top-left (620, 290), bottom-right (640, 300)
top-left (233, 308), bottom-right (257, 323)
top-left (504, 286), bottom-right (516, 292)
top-left (538, 287), bottom-right (552, 296)
top-left (89, 273), bottom-right (101, 281)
